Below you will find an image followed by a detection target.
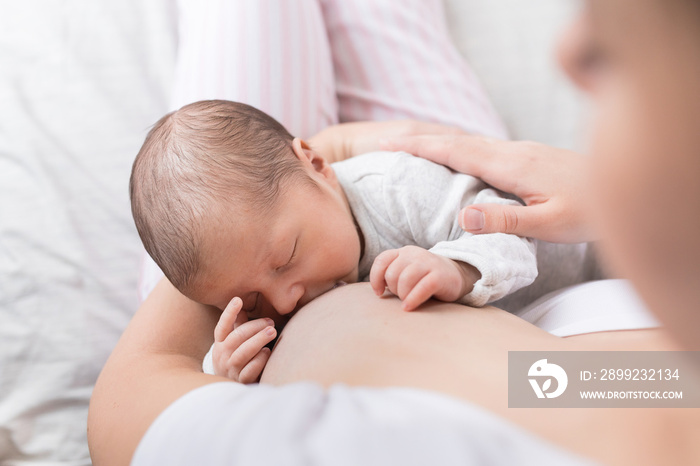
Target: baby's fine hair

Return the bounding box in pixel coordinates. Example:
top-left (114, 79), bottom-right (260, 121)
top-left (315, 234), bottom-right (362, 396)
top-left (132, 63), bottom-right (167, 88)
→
top-left (130, 100), bottom-right (309, 294)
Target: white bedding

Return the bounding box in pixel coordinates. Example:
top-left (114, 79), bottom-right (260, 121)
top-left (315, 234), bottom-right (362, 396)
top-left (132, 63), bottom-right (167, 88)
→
top-left (0, 1), bottom-right (175, 464)
top-left (0, 0), bottom-right (644, 464)
top-left (515, 279), bottom-right (659, 337)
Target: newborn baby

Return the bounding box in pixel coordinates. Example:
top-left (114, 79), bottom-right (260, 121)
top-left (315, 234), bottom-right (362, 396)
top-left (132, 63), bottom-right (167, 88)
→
top-left (130, 100), bottom-right (537, 382)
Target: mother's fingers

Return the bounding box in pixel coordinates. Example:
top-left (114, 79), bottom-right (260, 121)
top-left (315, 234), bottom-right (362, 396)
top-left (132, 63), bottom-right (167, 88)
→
top-left (463, 199), bottom-right (593, 243)
top-left (381, 134), bottom-right (510, 182)
top-left (460, 203), bottom-right (531, 236)
top-left (381, 135), bottom-right (560, 199)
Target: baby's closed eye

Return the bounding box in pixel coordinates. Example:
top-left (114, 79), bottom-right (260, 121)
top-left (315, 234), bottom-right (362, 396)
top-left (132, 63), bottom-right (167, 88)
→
top-left (275, 238), bottom-right (298, 272)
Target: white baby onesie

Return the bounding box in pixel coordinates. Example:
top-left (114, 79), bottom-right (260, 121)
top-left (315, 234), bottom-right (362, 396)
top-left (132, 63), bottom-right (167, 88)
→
top-left (333, 151), bottom-right (603, 311)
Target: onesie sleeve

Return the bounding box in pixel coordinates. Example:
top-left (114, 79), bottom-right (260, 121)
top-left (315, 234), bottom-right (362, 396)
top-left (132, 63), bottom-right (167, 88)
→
top-left (384, 153), bottom-right (537, 307)
top-left (428, 188), bottom-right (537, 306)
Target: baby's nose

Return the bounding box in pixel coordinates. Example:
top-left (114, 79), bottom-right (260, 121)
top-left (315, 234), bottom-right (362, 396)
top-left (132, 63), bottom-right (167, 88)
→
top-left (274, 283), bottom-right (305, 315)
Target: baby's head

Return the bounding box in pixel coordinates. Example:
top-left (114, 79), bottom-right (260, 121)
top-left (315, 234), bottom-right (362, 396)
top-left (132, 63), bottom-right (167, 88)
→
top-left (130, 100), bottom-right (361, 324)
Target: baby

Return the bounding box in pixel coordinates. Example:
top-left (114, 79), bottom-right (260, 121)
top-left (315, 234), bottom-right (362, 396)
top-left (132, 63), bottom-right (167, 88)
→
top-left (130, 100), bottom-right (538, 382)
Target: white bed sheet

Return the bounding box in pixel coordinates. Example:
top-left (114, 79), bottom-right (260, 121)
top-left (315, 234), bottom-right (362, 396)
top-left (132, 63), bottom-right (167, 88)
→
top-left (0, 1), bottom-right (176, 464)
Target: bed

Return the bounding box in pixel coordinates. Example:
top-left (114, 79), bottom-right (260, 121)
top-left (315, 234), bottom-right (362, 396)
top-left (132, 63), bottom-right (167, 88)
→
top-left (0, 1), bottom-right (652, 464)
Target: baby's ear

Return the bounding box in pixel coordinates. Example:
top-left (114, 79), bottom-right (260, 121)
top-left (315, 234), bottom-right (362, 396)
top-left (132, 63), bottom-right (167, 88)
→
top-left (292, 137), bottom-right (329, 173)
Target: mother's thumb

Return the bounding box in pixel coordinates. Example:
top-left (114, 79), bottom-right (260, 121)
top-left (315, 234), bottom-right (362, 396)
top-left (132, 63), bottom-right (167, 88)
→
top-left (459, 205), bottom-right (525, 236)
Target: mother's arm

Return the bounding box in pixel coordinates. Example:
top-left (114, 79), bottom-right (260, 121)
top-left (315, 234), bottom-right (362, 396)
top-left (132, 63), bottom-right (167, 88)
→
top-left (87, 279), bottom-right (230, 466)
top-left (308, 120), bottom-right (465, 164)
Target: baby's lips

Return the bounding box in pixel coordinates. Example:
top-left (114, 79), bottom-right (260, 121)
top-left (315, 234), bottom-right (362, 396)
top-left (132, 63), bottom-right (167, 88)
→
top-left (331, 281), bottom-right (347, 290)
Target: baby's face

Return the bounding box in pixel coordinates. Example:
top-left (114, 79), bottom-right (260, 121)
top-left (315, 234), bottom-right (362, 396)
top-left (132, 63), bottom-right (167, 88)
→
top-left (190, 164), bottom-right (361, 328)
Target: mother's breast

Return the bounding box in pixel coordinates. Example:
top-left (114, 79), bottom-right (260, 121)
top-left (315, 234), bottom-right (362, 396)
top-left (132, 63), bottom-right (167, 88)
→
top-left (260, 282), bottom-right (559, 405)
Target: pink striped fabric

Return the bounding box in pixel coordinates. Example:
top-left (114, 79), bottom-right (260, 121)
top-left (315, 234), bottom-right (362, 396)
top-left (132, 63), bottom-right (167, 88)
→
top-left (172, 0), bottom-right (337, 139)
top-left (139, 0), bottom-right (508, 301)
top-left (320, 0), bottom-right (507, 138)
top-left (171, 0), bottom-right (507, 138)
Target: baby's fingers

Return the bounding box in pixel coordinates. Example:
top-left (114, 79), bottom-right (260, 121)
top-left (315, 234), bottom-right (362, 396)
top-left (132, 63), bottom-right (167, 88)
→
top-left (227, 325), bottom-right (277, 375)
top-left (370, 249), bottom-right (400, 295)
top-left (215, 297), bottom-right (244, 343)
top-left (219, 318), bottom-right (275, 355)
top-left (402, 273), bottom-right (439, 312)
top-left (238, 347), bottom-right (272, 384)
top-left (395, 264), bottom-right (428, 301)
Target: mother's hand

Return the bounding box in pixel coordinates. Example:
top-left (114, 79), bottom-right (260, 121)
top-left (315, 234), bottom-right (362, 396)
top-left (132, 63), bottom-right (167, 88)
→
top-left (382, 134), bottom-right (596, 244)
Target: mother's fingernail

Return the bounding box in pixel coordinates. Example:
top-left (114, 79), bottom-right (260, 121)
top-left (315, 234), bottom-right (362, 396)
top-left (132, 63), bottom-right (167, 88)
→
top-left (461, 209), bottom-right (484, 231)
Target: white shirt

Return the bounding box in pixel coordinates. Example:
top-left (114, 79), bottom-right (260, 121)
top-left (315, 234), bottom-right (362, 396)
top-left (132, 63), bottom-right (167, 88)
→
top-left (132, 382), bottom-right (594, 466)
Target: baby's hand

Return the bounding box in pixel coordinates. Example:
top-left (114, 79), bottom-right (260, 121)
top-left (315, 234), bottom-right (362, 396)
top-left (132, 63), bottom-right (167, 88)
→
top-left (212, 297), bottom-right (277, 383)
top-left (369, 246), bottom-right (480, 311)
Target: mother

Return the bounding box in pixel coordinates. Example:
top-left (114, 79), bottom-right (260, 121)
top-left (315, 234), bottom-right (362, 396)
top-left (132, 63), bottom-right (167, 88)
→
top-left (89, 0), bottom-right (700, 465)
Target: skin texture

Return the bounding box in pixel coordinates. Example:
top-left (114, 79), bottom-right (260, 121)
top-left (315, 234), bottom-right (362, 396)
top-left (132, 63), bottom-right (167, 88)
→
top-left (88, 0), bottom-right (700, 464)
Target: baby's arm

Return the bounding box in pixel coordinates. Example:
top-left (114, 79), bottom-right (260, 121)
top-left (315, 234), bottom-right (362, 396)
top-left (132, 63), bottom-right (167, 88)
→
top-left (369, 188), bottom-right (537, 310)
top-left (211, 297), bottom-right (277, 383)
top-left (427, 188), bottom-right (538, 307)
top-left (370, 153), bottom-right (538, 309)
